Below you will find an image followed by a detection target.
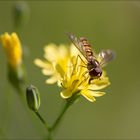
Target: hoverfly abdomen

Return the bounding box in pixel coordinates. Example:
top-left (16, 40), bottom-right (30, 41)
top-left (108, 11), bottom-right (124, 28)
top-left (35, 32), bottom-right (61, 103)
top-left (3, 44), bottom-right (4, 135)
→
top-left (80, 37), bottom-right (93, 59)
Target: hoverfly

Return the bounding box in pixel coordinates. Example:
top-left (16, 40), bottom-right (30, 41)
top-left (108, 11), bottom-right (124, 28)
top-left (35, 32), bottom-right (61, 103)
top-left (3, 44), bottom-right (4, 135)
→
top-left (68, 33), bottom-right (115, 83)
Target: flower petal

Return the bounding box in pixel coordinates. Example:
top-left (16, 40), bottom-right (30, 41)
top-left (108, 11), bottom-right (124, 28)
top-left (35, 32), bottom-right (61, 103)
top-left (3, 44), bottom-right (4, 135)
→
top-left (44, 44), bottom-right (59, 62)
top-left (81, 89), bottom-right (105, 102)
top-left (42, 69), bottom-right (54, 75)
top-left (80, 89), bottom-right (96, 102)
top-left (92, 78), bottom-right (110, 87)
top-left (46, 76), bottom-right (58, 84)
top-left (70, 44), bottom-right (79, 56)
top-left (55, 63), bottom-right (65, 77)
top-left (88, 90), bottom-right (106, 97)
top-left (34, 59), bottom-right (51, 68)
top-left (70, 44), bottom-right (87, 62)
top-left (87, 81), bottom-right (110, 90)
top-left (60, 89), bottom-right (73, 99)
top-left (35, 59), bottom-right (55, 75)
top-left (58, 44), bottom-right (69, 57)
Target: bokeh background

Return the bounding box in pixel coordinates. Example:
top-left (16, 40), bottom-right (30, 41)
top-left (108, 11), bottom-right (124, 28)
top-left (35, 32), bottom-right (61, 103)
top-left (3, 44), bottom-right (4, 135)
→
top-left (0, 1), bottom-right (140, 139)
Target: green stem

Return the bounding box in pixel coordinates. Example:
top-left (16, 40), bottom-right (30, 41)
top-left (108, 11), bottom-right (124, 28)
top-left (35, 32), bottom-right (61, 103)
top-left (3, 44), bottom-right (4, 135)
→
top-left (48, 94), bottom-right (80, 140)
top-left (51, 101), bottom-right (70, 131)
top-left (35, 111), bottom-right (49, 131)
top-left (47, 101), bottom-right (70, 140)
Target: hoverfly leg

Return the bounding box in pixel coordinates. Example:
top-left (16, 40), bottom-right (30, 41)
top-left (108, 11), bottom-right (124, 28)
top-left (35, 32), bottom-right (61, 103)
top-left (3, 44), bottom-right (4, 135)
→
top-left (77, 54), bottom-right (87, 70)
top-left (77, 65), bottom-right (87, 69)
top-left (81, 70), bottom-right (89, 81)
top-left (61, 83), bottom-right (65, 88)
top-left (77, 55), bottom-right (87, 65)
top-left (88, 78), bottom-right (94, 84)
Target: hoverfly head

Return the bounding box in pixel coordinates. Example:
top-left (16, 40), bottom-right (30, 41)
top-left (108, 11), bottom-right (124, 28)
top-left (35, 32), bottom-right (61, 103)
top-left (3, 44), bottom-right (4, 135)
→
top-left (89, 66), bottom-right (102, 78)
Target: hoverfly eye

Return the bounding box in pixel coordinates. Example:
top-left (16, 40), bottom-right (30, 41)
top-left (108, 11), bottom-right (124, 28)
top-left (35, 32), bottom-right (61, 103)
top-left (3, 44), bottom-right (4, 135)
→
top-left (95, 67), bottom-right (102, 77)
top-left (89, 67), bottom-right (102, 78)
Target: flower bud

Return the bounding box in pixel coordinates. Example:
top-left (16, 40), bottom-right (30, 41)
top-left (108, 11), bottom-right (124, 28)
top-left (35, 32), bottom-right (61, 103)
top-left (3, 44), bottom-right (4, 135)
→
top-left (0, 32), bottom-right (26, 92)
top-left (13, 1), bottom-right (30, 29)
top-left (26, 85), bottom-right (40, 112)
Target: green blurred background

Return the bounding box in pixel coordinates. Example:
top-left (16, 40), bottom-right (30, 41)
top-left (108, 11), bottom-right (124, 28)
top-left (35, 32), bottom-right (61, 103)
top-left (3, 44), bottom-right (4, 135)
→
top-left (0, 1), bottom-right (140, 139)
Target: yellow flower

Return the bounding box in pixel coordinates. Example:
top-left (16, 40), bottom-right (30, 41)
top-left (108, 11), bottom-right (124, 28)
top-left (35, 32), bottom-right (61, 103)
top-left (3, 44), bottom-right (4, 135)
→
top-left (34, 43), bottom-right (70, 84)
top-left (0, 32), bottom-right (22, 69)
top-left (35, 44), bottom-right (110, 102)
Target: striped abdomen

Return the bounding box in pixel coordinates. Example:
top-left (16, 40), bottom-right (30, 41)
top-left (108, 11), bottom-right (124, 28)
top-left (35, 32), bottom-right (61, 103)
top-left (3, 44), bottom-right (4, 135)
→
top-left (80, 37), bottom-right (93, 61)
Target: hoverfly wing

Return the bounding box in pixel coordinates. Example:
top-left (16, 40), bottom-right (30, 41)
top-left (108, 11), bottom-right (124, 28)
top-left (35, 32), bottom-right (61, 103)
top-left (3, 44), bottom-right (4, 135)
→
top-left (99, 49), bottom-right (115, 67)
top-left (68, 33), bottom-right (87, 59)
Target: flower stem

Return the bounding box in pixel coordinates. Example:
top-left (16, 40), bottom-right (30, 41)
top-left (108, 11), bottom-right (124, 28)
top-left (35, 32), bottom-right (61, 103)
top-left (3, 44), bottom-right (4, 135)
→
top-left (52, 101), bottom-right (70, 131)
top-left (48, 94), bottom-right (80, 139)
top-left (47, 101), bottom-right (70, 140)
top-left (35, 111), bottom-right (49, 131)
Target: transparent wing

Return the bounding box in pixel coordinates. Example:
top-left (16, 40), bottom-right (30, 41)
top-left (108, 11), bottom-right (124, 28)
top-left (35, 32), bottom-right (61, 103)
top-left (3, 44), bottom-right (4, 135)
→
top-left (68, 33), bottom-right (87, 59)
top-left (99, 49), bottom-right (115, 67)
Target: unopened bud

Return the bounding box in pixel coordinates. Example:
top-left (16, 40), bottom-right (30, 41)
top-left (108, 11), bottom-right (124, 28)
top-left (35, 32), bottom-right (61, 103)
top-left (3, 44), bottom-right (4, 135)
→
top-left (26, 85), bottom-right (40, 112)
top-left (13, 1), bottom-right (30, 29)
